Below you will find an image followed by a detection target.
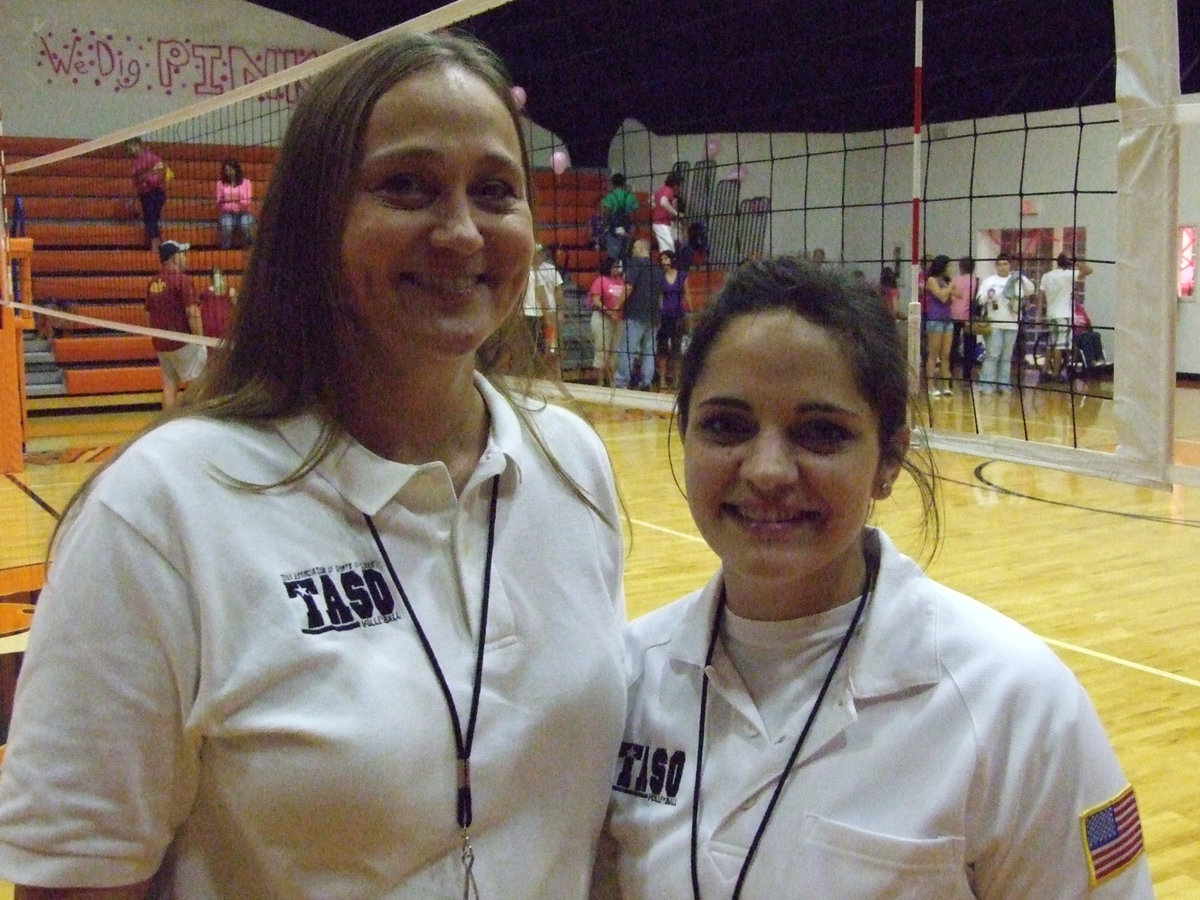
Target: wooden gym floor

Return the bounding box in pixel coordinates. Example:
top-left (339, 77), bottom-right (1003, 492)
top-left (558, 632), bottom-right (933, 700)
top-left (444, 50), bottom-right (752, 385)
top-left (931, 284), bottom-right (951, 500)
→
top-left (0, 388), bottom-right (1198, 894)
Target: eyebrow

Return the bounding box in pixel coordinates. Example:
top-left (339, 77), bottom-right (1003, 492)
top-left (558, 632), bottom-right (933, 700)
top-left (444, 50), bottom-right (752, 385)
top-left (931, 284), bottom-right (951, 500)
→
top-left (694, 396), bottom-right (858, 417)
top-left (360, 144), bottom-right (524, 172)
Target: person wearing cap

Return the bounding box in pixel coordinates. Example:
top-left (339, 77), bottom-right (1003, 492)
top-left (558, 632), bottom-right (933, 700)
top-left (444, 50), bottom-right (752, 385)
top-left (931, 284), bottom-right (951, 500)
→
top-left (145, 240), bottom-right (206, 410)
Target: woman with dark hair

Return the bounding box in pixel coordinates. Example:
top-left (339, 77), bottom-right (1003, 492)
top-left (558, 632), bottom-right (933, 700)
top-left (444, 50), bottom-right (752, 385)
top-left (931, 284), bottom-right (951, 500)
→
top-left (0, 32), bottom-right (626, 899)
top-left (589, 255), bottom-right (629, 385)
top-left (595, 258), bottom-right (1149, 897)
top-left (215, 157), bottom-right (256, 249)
top-left (923, 253), bottom-right (955, 397)
top-left (656, 248), bottom-right (687, 390)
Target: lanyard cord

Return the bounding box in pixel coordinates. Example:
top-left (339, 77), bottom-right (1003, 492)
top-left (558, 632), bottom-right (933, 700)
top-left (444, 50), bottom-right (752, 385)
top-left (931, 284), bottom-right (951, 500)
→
top-left (363, 473), bottom-right (500, 834)
top-left (689, 532), bottom-right (880, 900)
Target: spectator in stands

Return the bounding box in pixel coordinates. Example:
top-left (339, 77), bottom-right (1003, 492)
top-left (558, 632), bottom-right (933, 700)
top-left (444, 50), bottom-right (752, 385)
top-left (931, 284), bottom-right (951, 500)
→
top-left (589, 256), bottom-right (630, 385)
top-left (601, 173), bottom-right (639, 262)
top-left (144, 239), bottom-right (206, 411)
top-left (657, 248), bottom-right (688, 390)
top-left (216, 157), bottom-right (256, 249)
top-left (523, 243), bottom-right (565, 374)
top-left (615, 239), bottom-right (663, 391)
top-left (676, 219), bottom-right (708, 274)
top-left (200, 265), bottom-right (235, 333)
top-left (592, 257), bottom-right (1151, 899)
top-left (1039, 251), bottom-right (1093, 382)
top-left (651, 172), bottom-right (683, 253)
top-left (125, 137), bottom-right (167, 253)
top-left (0, 32), bottom-right (625, 900)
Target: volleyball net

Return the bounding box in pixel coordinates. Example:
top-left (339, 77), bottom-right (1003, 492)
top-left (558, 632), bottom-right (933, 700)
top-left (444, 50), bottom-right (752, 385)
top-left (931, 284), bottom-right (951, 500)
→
top-left (1, 0), bottom-right (1196, 487)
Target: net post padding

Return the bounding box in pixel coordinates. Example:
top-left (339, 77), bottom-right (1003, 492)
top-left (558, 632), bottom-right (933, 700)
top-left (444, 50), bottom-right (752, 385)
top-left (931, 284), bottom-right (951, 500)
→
top-left (1113, 0), bottom-right (1181, 487)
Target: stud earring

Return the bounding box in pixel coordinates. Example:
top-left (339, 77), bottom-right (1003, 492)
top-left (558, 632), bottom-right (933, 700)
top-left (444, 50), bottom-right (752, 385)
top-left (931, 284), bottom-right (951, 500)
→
top-left (878, 481), bottom-right (893, 497)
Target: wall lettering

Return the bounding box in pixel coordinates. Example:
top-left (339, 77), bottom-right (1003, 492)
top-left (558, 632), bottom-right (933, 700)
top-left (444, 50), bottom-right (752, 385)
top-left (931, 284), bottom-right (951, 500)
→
top-left (35, 27), bottom-right (319, 103)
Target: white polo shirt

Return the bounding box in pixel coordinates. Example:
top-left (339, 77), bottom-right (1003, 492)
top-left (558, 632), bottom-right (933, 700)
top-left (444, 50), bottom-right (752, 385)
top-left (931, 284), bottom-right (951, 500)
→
top-left (599, 528), bottom-right (1151, 898)
top-left (0, 376), bottom-right (626, 898)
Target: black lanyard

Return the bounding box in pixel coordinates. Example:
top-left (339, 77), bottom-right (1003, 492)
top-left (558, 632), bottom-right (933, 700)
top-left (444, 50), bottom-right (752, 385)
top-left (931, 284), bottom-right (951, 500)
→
top-left (363, 473), bottom-right (500, 898)
top-left (690, 532), bottom-right (880, 900)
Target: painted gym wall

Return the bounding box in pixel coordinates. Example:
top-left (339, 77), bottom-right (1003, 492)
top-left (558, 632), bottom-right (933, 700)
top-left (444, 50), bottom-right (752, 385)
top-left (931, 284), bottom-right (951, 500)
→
top-left (0, 0), bottom-right (348, 139)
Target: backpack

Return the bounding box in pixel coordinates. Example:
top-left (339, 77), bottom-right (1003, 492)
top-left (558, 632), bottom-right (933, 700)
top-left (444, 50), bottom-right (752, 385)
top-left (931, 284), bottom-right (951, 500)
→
top-left (606, 190), bottom-right (634, 232)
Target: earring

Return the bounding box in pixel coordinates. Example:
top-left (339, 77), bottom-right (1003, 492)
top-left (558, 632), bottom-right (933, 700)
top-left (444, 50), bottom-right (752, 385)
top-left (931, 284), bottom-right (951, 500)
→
top-left (878, 480), bottom-right (893, 497)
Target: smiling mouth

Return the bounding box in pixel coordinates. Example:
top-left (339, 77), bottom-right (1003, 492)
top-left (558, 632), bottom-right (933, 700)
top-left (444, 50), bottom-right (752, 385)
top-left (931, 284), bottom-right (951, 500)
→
top-left (724, 504), bottom-right (821, 527)
top-left (409, 274), bottom-right (482, 294)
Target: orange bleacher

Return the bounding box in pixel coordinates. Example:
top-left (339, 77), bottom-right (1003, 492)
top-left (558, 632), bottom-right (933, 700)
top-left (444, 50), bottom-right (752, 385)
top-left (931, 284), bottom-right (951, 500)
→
top-left (3, 135), bottom-right (262, 398)
top-left (5, 137), bottom-right (716, 400)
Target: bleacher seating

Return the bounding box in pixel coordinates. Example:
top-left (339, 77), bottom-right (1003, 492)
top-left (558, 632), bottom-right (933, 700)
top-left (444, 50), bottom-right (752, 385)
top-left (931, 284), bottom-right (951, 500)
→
top-left (5, 137), bottom-right (720, 399)
top-left (3, 136), bottom-right (263, 398)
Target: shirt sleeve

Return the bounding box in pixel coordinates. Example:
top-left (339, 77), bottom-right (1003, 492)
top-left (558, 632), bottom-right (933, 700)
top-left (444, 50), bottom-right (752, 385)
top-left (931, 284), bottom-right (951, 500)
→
top-left (971, 656), bottom-right (1153, 898)
top-left (0, 494), bottom-right (202, 888)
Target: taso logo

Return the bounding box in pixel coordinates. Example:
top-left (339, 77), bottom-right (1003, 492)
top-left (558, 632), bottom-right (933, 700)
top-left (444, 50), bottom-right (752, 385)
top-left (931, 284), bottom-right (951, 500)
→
top-left (282, 562), bottom-right (401, 634)
top-left (613, 740), bottom-right (687, 806)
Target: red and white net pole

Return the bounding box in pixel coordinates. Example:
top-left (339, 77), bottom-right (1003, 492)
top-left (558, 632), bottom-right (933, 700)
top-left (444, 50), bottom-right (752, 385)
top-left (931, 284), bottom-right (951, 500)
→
top-left (908, 1), bottom-right (925, 393)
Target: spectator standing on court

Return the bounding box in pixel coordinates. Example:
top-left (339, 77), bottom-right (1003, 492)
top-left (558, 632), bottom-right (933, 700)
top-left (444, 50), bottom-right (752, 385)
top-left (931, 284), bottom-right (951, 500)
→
top-left (657, 249), bottom-right (688, 390)
top-left (589, 256), bottom-right (630, 386)
top-left (976, 252), bottom-right (1032, 394)
top-left (615, 239), bottom-right (664, 391)
top-left (1039, 251), bottom-right (1093, 382)
top-left (950, 256), bottom-right (978, 386)
top-left (523, 243), bottom-right (565, 373)
top-left (144, 240), bottom-right (206, 411)
top-left (651, 172), bottom-right (683, 253)
top-left (216, 158), bottom-right (256, 249)
top-left (602, 173), bottom-right (639, 262)
top-left (125, 137), bottom-right (167, 253)
top-left (922, 254), bottom-right (954, 397)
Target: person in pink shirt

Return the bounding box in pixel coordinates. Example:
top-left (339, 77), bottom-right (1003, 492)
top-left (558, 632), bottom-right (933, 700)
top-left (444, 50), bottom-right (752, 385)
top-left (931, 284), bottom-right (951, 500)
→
top-left (651, 173), bottom-right (682, 253)
top-left (588, 256), bottom-right (630, 385)
top-left (125, 137), bottom-right (167, 252)
top-left (216, 158), bottom-right (256, 249)
top-left (950, 256), bottom-right (978, 385)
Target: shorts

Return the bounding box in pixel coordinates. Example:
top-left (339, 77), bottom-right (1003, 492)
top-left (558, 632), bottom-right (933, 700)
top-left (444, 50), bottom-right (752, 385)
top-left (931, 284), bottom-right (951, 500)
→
top-left (1047, 317), bottom-right (1072, 350)
top-left (924, 319), bottom-right (953, 336)
top-left (158, 342), bottom-right (208, 386)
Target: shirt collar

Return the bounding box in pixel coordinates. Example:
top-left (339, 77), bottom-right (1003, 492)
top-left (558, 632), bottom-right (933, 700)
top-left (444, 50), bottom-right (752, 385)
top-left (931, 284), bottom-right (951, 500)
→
top-left (663, 529), bottom-right (940, 698)
top-left (274, 373), bottom-right (522, 516)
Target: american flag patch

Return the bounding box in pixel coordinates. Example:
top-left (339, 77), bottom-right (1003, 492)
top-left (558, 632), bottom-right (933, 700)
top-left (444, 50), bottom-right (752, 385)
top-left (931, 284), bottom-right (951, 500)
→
top-left (1081, 786), bottom-right (1144, 885)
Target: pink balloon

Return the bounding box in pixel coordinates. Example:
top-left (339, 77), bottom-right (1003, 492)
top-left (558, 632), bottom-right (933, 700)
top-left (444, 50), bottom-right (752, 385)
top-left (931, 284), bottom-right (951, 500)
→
top-left (510, 85), bottom-right (527, 110)
top-left (705, 138), bottom-right (722, 159)
top-left (551, 149), bottom-right (570, 175)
